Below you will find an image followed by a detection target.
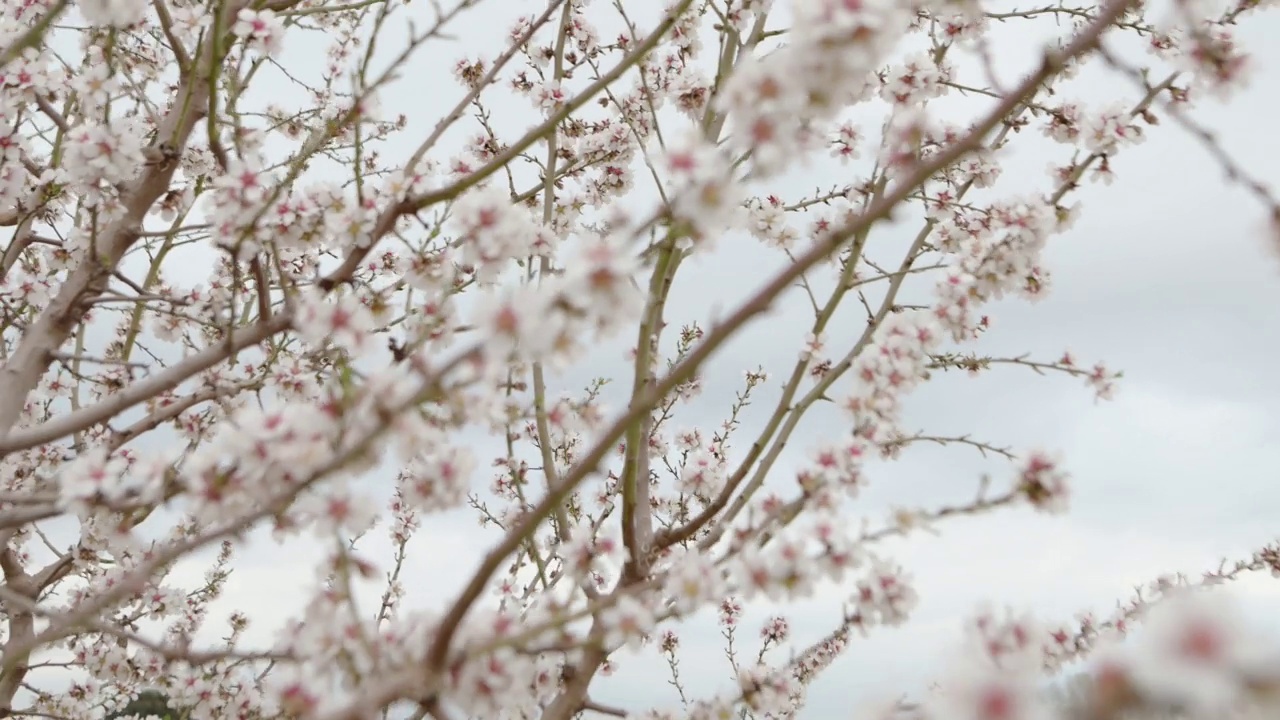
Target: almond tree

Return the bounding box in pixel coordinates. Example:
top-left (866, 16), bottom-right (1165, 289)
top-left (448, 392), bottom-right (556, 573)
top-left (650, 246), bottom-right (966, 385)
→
top-left (1, 0), bottom-right (1278, 719)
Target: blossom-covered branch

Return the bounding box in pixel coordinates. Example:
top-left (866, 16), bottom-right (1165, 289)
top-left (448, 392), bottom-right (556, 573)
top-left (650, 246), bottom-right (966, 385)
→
top-left (1, 0), bottom-right (1277, 718)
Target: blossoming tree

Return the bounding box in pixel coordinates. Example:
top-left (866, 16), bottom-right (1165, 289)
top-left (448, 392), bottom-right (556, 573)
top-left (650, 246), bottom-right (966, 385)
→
top-left (1, 0), bottom-right (1279, 718)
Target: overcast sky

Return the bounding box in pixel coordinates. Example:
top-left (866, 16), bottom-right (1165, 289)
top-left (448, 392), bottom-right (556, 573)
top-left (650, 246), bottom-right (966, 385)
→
top-left (71, 1), bottom-right (1280, 718)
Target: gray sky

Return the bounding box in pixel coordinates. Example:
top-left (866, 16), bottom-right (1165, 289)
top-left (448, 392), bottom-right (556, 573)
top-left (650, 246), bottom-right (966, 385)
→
top-left (58, 1), bottom-right (1280, 718)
